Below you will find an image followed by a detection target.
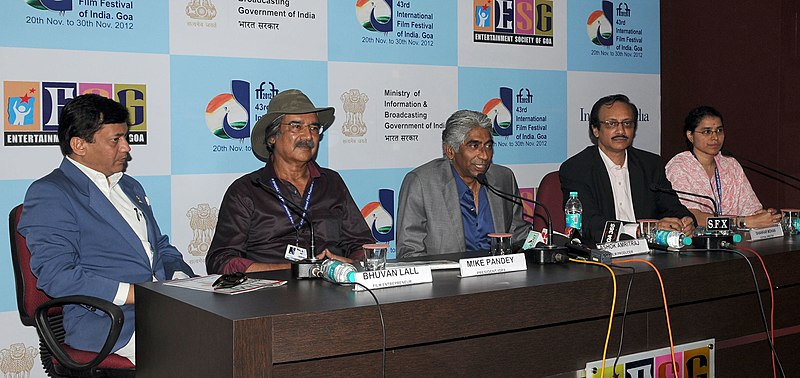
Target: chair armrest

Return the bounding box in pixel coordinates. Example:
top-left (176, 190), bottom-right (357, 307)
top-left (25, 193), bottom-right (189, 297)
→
top-left (34, 295), bottom-right (124, 371)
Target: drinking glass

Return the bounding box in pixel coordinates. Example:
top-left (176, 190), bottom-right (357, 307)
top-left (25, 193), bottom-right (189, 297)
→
top-left (637, 219), bottom-right (659, 243)
top-left (488, 233), bottom-right (513, 256)
top-left (781, 209), bottom-right (800, 235)
top-left (363, 243), bottom-right (389, 271)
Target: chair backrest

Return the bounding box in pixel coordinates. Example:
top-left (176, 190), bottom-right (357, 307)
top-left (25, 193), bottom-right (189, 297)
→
top-left (9, 204), bottom-right (135, 376)
top-left (533, 171), bottom-right (566, 233)
top-left (9, 204), bottom-right (56, 327)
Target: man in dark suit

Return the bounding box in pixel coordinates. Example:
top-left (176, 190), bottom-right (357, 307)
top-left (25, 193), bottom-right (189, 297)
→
top-left (559, 94), bottom-right (694, 243)
top-left (396, 110), bottom-right (528, 258)
top-left (18, 94), bottom-right (195, 364)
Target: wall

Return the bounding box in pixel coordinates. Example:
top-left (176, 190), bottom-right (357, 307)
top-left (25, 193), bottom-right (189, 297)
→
top-left (661, 0), bottom-right (800, 209)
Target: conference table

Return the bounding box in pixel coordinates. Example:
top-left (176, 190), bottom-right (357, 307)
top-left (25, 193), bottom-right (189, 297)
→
top-left (135, 237), bottom-right (800, 377)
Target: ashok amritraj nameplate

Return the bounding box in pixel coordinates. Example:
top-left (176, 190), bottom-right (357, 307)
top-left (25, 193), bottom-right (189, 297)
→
top-left (597, 238), bottom-right (650, 257)
top-left (458, 253), bottom-right (527, 278)
top-left (352, 266), bottom-right (433, 291)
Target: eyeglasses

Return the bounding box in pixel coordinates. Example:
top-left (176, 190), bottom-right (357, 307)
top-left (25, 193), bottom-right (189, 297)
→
top-left (694, 127), bottom-right (724, 136)
top-left (282, 121), bottom-right (322, 135)
top-left (212, 272), bottom-right (247, 289)
top-left (598, 120), bottom-right (636, 129)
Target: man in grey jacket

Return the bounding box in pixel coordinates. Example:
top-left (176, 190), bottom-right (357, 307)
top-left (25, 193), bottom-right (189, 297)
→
top-left (396, 109), bottom-right (529, 258)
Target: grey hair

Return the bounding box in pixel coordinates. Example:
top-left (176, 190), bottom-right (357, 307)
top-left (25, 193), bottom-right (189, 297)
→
top-left (441, 109), bottom-right (492, 157)
top-left (264, 114), bottom-right (284, 156)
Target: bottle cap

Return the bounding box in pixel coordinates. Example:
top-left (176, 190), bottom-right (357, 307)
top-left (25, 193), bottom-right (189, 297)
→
top-left (346, 271), bottom-right (355, 283)
top-left (682, 236), bottom-right (693, 246)
top-left (569, 191), bottom-right (578, 197)
top-left (732, 233), bottom-right (743, 243)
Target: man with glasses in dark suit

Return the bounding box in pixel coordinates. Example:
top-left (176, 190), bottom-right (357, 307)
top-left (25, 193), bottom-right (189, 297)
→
top-left (559, 94), bottom-right (694, 243)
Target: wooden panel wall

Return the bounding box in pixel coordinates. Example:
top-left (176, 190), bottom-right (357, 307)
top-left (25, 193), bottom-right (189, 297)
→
top-left (661, 1), bottom-right (800, 208)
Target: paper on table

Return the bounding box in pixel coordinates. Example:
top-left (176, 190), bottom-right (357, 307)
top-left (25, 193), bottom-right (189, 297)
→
top-left (163, 275), bottom-right (287, 295)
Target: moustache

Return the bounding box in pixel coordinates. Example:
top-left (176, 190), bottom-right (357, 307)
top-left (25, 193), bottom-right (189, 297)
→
top-left (294, 139), bottom-right (316, 149)
top-left (612, 135), bottom-right (629, 140)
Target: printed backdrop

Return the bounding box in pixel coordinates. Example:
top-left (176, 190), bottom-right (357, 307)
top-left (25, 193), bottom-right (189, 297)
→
top-left (0, 1), bottom-right (660, 375)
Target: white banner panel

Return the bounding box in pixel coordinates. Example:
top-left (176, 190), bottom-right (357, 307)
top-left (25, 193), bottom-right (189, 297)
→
top-left (567, 71), bottom-right (661, 158)
top-left (169, 0), bottom-right (328, 60)
top-left (170, 173), bottom-right (243, 276)
top-left (0, 47), bottom-right (171, 179)
top-left (327, 62), bottom-right (458, 170)
top-left (458, 0), bottom-right (567, 70)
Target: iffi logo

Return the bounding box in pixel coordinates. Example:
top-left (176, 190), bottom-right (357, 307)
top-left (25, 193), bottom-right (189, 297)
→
top-left (356, 0), bottom-right (393, 33)
top-left (586, 1), bottom-right (616, 46)
top-left (206, 80), bottom-right (281, 140)
top-left (4, 81), bottom-right (147, 146)
top-left (206, 80), bottom-right (250, 140)
top-left (25, 0), bottom-right (72, 12)
top-left (483, 87), bottom-right (513, 137)
top-left (361, 189), bottom-right (394, 243)
top-left (473, 0), bottom-right (553, 46)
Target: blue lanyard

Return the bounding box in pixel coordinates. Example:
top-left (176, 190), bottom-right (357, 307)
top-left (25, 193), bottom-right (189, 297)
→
top-left (691, 149), bottom-right (723, 215)
top-left (712, 165), bottom-right (722, 215)
top-left (269, 178), bottom-right (314, 231)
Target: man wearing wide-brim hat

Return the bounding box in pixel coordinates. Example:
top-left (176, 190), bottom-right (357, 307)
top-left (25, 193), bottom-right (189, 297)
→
top-left (206, 89), bottom-right (374, 274)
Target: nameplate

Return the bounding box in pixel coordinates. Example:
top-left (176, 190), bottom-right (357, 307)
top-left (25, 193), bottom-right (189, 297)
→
top-left (597, 238), bottom-right (650, 257)
top-left (747, 224), bottom-right (784, 241)
top-left (352, 266), bottom-right (432, 291)
top-left (458, 253), bottom-right (527, 278)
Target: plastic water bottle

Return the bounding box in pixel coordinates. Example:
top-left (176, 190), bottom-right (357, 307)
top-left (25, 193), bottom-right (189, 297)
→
top-left (565, 191), bottom-right (583, 239)
top-left (653, 229), bottom-right (692, 248)
top-left (315, 259), bottom-right (356, 283)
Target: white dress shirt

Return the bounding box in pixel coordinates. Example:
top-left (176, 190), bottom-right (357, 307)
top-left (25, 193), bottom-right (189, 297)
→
top-left (598, 149), bottom-right (637, 222)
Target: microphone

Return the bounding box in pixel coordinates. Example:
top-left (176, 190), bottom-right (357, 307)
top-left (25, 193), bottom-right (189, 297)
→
top-left (650, 184), bottom-right (719, 216)
top-left (722, 149), bottom-right (800, 187)
top-left (476, 173), bottom-right (569, 263)
top-left (252, 177), bottom-right (319, 264)
top-left (649, 183), bottom-right (744, 249)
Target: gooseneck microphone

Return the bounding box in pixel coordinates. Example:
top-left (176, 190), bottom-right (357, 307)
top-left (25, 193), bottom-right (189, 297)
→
top-left (252, 177), bottom-right (318, 262)
top-left (649, 183), bottom-right (744, 249)
top-left (476, 173), bottom-right (569, 263)
top-left (722, 149), bottom-right (800, 187)
top-left (650, 184), bottom-right (719, 216)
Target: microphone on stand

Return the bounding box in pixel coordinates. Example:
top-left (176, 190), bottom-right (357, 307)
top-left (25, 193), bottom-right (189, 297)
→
top-left (649, 184), bottom-right (741, 249)
top-left (476, 173), bottom-right (569, 263)
top-left (252, 177), bottom-right (321, 278)
top-left (722, 149), bottom-right (800, 185)
top-left (650, 184), bottom-right (719, 216)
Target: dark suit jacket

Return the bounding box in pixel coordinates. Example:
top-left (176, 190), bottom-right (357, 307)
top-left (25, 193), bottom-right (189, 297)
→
top-left (559, 146), bottom-right (693, 243)
top-left (396, 158), bottom-right (529, 258)
top-left (18, 158), bottom-right (194, 354)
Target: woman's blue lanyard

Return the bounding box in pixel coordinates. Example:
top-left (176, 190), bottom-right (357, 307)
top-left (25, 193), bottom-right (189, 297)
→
top-left (692, 149), bottom-right (723, 215)
top-left (269, 178), bottom-right (314, 231)
top-left (712, 165), bottom-right (722, 215)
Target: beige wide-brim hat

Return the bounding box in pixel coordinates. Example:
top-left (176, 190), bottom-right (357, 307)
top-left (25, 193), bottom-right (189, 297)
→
top-left (251, 89), bottom-right (335, 162)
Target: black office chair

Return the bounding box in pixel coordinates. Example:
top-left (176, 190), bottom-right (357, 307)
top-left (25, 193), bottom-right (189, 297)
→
top-left (9, 204), bottom-right (135, 377)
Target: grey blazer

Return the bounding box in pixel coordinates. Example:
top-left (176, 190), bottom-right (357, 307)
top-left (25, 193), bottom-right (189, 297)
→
top-left (396, 158), bottom-right (529, 258)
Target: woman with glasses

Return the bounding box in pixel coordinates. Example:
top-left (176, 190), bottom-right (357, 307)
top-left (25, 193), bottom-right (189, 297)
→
top-left (665, 106), bottom-right (781, 229)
